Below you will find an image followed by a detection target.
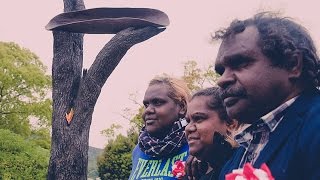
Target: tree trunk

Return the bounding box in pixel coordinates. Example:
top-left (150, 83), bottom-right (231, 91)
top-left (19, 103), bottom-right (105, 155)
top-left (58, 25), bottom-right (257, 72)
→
top-left (47, 0), bottom-right (164, 179)
top-left (47, 0), bottom-right (87, 179)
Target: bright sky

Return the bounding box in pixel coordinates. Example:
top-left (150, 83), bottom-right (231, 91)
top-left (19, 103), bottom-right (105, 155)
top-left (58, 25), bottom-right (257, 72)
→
top-left (1, 0), bottom-right (319, 148)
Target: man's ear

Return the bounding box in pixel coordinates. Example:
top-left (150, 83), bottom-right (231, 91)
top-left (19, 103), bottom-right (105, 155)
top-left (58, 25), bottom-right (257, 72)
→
top-left (178, 99), bottom-right (187, 117)
top-left (287, 51), bottom-right (303, 80)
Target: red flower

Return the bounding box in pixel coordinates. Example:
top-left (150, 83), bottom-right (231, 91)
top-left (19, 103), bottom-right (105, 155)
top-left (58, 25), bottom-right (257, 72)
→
top-left (172, 160), bottom-right (186, 179)
top-left (225, 163), bottom-right (275, 180)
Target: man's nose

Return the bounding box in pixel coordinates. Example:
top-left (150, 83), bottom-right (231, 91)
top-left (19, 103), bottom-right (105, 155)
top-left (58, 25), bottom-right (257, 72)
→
top-left (217, 69), bottom-right (236, 89)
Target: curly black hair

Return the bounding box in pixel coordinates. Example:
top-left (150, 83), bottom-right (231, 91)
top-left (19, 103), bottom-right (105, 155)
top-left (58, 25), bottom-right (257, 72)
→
top-left (213, 12), bottom-right (320, 88)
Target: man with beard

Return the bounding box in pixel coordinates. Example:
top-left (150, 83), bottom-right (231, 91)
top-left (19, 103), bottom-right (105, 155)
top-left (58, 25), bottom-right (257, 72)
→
top-left (213, 12), bottom-right (320, 180)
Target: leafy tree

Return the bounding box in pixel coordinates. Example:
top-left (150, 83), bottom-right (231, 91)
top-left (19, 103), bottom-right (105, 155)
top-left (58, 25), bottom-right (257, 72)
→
top-left (0, 129), bottom-right (49, 179)
top-left (29, 127), bottom-right (52, 150)
top-left (0, 42), bottom-right (52, 178)
top-left (0, 42), bottom-right (52, 137)
top-left (97, 110), bottom-right (141, 179)
top-left (97, 134), bottom-right (136, 180)
top-left (182, 60), bottom-right (219, 91)
top-left (127, 106), bottom-right (144, 136)
top-left (100, 123), bottom-right (122, 140)
top-left (96, 105), bottom-right (142, 179)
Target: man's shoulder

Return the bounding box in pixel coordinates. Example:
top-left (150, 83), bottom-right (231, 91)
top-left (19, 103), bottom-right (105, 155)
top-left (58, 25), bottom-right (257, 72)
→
top-left (306, 89), bottom-right (320, 107)
top-left (291, 89), bottom-right (320, 117)
top-left (299, 89), bottom-right (320, 121)
top-left (293, 90), bottom-right (320, 146)
top-left (218, 147), bottom-right (245, 180)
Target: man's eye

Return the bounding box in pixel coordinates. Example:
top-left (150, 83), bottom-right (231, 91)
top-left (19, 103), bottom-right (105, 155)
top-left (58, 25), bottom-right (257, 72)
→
top-left (231, 58), bottom-right (251, 70)
top-left (236, 61), bottom-right (249, 69)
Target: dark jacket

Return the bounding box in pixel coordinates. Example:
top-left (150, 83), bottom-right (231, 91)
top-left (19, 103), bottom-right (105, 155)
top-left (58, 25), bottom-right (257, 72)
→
top-left (219, 89), bottom-right (320, 180)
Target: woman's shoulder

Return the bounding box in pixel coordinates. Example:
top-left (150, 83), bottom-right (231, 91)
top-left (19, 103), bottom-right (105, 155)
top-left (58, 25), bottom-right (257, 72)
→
top-left (129, 143), bottom-right (189, 180)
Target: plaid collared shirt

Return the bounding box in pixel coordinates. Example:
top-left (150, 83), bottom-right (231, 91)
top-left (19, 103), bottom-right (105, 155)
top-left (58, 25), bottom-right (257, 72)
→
top-left (235, 96), bottom-right (298, 168)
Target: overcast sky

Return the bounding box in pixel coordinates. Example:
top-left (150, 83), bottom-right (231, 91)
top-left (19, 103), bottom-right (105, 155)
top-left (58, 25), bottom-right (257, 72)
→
top-left (1, 0), bottom-right (319, 148)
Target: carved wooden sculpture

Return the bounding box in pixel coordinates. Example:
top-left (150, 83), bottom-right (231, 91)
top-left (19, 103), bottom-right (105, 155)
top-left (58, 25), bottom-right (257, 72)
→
top-left (47, 0), bottom-right (167, 179)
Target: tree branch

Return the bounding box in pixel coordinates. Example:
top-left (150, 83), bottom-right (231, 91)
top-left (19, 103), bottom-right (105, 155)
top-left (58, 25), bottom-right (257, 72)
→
top-left (87, 27), bottom-right (165, 90)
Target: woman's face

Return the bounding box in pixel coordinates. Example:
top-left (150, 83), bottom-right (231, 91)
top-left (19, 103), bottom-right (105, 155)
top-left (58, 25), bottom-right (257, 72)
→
top-left (185, 96), bottom-right (227, 160)
top-left (142, 84), bottom-right (183, 138)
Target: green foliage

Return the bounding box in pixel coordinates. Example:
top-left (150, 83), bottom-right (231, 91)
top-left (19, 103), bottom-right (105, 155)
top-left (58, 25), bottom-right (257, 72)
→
top-left (28, 128), bottom-right (51, 150)
top-left (0, 42), bottom-right (52, 137)
top-left (97, 107), bottom-right (142, 179)
top-left (97, 134), bottom-right (136, 180)
top-left (0, 129), bottom-right (49, 179)
top-left (100, 123), bottom-right (122, 140)
top-left (182, 60), bottom-right (219, 91)
top-left (127, 106), bottom-right (144, 137)
top-left (0, 42), bottom-right (52, 179)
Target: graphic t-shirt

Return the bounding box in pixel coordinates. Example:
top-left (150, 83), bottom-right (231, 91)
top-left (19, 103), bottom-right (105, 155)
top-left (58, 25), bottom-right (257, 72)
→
top-left (129, 144), bottom-right (189, 180)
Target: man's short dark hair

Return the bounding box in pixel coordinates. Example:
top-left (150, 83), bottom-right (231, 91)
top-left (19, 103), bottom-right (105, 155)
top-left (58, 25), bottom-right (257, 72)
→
top-left (213, 12), bottom-right (320, 88)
